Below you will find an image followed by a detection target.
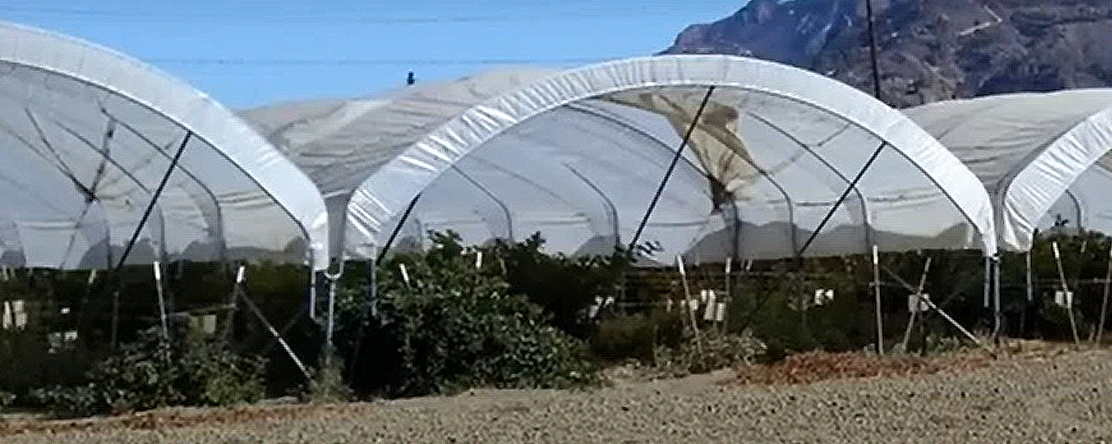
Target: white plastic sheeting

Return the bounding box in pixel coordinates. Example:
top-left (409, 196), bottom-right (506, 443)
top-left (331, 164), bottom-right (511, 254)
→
top-left (904, 89), bottom-right (1112, 252)
top-left (0, 22), bottom-right (330, 270)
top-left (240, 69), bottom-right (557, 263)
top-left (245, 55), bottom-right (997, 264)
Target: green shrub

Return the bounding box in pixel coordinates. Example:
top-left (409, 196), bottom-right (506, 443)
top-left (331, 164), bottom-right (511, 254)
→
top-left (348, 232), bottom-right (601, 397)
top-left (485, 233), bottom-right (625, 339)
top-left (590, 310), bottom-right (683, 363)
top-left (32, 324), bottom-right (265, 418)
top-left (651, 328), bottom-right (767, 377)
top-left (300, 353), bottom-right (353, 404)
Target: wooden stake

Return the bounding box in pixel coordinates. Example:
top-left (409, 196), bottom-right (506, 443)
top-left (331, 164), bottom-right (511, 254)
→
top-left (154, 261), bottom-right (169, 339)
top-left (872, 245), bottom-right (883, 354)
top-left (1097, 241), bottom-right (1112, 344)
top-left (1053, 241), bottom-right (1081, 346)
top-left (677, 255), bottom-right (703, 354)
top-left (900, 256), bottom-right (931, 352)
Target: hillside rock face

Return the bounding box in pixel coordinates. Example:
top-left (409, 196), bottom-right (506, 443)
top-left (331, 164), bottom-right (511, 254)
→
top-left (663, 0), bottom-right (1112, 107)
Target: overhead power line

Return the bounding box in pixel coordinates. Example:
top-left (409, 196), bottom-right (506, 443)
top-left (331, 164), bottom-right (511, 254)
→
top-left (0, 5), bottom-right (707, 24)
top-left (144, 57), bottom-right (618, 66)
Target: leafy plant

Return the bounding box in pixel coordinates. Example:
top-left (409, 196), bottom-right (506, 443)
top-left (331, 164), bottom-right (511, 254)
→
top-left (483, 233), bottom-right (626, 339)
top-left (300, 353), bottom-right (353, 404)
top-left (589, 310), bottom-right (683, 363)
top-left (32, 323), bottom-right (265, 418)
top-left (346, 231), bottom-right (601, 398)
top-left (0, 390), bottom-right (14, 408)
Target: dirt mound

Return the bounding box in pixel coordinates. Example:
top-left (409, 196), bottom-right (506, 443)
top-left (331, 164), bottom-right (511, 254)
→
top-left (732, 351), bottom-right (991, 385)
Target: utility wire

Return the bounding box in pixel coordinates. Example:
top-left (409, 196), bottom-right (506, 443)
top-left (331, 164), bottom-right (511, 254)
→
top-left (143, 57), bottom-right (617, 66)
top-left (0, 6), bottom-right (709, 23)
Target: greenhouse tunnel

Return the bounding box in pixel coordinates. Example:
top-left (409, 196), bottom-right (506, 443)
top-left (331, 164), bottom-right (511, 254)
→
top-left (0, 21), bottom-right (332, 389)
top-left (0, 21), bottom-right (330, 270)
top-left (243, 55), bottom-right (997, 267)
top-left (905, 89), bottom-right (1112, 253)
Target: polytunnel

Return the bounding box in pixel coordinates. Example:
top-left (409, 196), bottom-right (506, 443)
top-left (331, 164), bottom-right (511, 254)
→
top-left (242, 54), bottom-right (998, 267)
top-left (0, 21), bottom-right (330, 271)
top-left (904, 89), bottom-right (1112, 253)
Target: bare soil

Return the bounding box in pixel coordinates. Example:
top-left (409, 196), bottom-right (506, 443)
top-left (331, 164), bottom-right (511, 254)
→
top-left (4, 344), bottom-right (1110, 443)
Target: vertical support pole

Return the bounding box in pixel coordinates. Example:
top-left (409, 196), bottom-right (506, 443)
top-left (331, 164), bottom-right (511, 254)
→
top-left (992, 255), bottom-right (1002, 344)
top-left (1021, 249), bottom-right (1032, 337)
top-left (367, 261), bottom-right (378, 320)
top-left (308, 270), bottom-right (318, 321)
top-left (222, 265), bottom-right (245, 341)
top-left (153, 261), bottom-right (169, 339)
top-left (723, 257), bottom-right (732, 333)
top-left (872, 244), bottom-right (883, 354)
top-left (325, 276), bottom-right (337, 365)
top-left (900, 256), bottom-right (931, 353)
top-left (983, 256), bottom-right (991, 308)
top-left (730, 200), bottom-right (741, 269)
top-left (1097, 241), bottom-right (1112, 344)
top-left (111, 290), bottom-right (120, 347)
top-left (1025, 250), bottom-right (1033, 302)
top-left (1053, 241), bottom-right (1081, 346)
top-left (677, 255), bottom-right (702, 354)
top-left (399, 263), bottom-right (411, 290)
top-left (864, 0), bottom-right (883, 101)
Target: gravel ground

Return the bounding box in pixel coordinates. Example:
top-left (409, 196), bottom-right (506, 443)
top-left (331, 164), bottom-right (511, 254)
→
top-left (4, 348), bottom-right (1112, 443)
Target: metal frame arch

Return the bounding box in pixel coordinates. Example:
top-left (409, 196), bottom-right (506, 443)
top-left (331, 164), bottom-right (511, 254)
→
top-left (0, 21), bottom-right (330, 269)
top-left (348, 55), bottom-right (994, 260)
top-left (566, 102), bottom-right (801, 258)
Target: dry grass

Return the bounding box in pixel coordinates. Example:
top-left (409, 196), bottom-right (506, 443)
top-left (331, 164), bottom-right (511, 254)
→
top-left (0, 403), bottom-right (354, 437)
top-left (730, 351), bottom-right (992, 386)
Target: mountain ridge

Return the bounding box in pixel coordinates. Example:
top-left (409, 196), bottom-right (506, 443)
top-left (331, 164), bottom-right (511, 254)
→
top-left (662, 0), bottom-right (1112, 107)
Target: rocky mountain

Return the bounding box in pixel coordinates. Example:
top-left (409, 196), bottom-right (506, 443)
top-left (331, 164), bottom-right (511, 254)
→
top-left (663, 0), bottom-right (1112, 107)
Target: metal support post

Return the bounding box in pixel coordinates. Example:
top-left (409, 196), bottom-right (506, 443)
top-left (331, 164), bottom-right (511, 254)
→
top-left (324, 273), bottom-right (339, 365)
top-left (723, 257), bottom-right (732, 332)
top-left (1052, 242), bottom-right (1081, 346)
top-left (308, 269), bottom-right (318, 321)
top-left (872, 245), bottom-right (883, 354)
top-left (222, 265), bottom-right (244, 340)
top-left (900, 256), bottom-right (931, 352)
top-left (154, 261), bottom-right (169, 339)
top-left (676, 255), bottom-right (702, 354)
top-left (992, 255), bottom-right (1002, 343)
top-left (1098, 241), bottom-right (1112, 344)
top-left (1025, 250), bottom-right (1033, 302)
top-left (983, 256), bottom-right (991, 308)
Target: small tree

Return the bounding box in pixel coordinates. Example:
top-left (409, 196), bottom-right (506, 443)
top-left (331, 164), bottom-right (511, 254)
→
top-left (346, 231), bottom-right (601, 397)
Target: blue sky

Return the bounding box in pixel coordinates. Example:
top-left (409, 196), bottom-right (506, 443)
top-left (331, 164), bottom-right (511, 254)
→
top-left (5, 1), bottom-right (744, 108)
